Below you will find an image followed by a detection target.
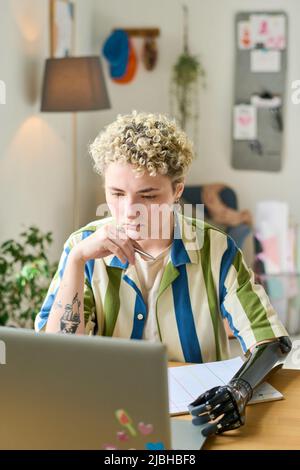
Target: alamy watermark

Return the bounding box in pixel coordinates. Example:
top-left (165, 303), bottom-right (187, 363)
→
top-left (0, 80), bottom-right (6, 104)
top-left (291, 80), bottom-right (300, 104)
top-left (95, 202), bottom-right (205, 251)
top-left (0, 340), bottom-right (6, 365)
top-left (291, 339), bottom-right (300, 367)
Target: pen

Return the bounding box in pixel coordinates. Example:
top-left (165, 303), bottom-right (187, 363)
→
top-left (115, 224), bottom-right (155, 260)
top-left (133, 247), bottom-right (155, 260)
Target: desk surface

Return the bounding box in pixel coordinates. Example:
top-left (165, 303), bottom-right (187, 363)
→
top-left (169, 364), bottom-right (300, 450)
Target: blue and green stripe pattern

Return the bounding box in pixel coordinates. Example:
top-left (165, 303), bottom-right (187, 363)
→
top-left (35, 214), bottom-right (288, 363)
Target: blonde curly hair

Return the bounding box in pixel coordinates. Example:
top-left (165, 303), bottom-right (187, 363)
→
top-left (89, 111), bottom-right (194, 185)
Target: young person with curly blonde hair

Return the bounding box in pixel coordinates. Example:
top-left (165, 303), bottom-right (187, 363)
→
top-left (35, 111), bottom-right (291, 436)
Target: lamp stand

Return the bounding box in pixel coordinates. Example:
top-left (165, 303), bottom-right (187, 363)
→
top-left (72, 112), bottom-right (79, 231)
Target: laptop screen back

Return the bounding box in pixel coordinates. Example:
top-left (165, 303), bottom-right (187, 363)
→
top-left (0, 328), bottom-right (171, 450)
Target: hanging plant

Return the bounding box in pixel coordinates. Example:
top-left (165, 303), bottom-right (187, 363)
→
top-left (170, 6), bottom-right (206, 149)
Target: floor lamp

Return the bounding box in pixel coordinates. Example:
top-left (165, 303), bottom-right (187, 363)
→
top-left (41, 56), bottom-right (110, 230)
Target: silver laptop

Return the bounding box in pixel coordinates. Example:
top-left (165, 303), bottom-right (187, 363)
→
top-left (0, 327), bottom-right (206, 450)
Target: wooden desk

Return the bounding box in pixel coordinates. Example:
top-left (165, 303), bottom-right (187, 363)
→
top-left (169, 363), bottom-right (300, 450)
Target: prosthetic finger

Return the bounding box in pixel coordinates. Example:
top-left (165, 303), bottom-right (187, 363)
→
top-left (201, 409), bottom-right (243, 437)
top-left (191, 414), bottom-right (211, 426)
top-left (192, 393), bottom-right (239, 427)
top-left (189, 387), bottom-right (230, 416)
top-left (214, 412), bottom-right (245, 434)
top-left (188, 386), bottom-right (220, 409)
top-left (208, 399), bottom-right (237, 420)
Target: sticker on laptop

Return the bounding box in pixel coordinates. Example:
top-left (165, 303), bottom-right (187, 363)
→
top-left (115, 409), bottom-right (137, 436)
top-left (102, 409), bottom-right (163, 450)
top-left (138, 422), bottom-right (154, 435)
top-left (145, 442), bottom-right (165, 450)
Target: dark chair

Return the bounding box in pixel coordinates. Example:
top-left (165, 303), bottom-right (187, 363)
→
top-left (182, 185), bottom-right (252, 250)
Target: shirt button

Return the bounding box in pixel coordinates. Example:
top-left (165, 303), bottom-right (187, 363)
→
top-left (137, 313), bottom-right (144, 320)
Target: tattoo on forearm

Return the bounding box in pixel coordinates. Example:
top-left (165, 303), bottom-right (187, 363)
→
top-left (54, 300), bottom-right (63, 309)
top-left (60, 293), bottom-right (81, 334)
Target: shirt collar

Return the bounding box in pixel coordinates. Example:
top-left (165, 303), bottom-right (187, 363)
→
top-left (171, 211), bottom-right (200, 266)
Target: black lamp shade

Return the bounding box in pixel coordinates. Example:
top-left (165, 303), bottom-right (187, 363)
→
top-left (41, 56), bottom-right (110, 112)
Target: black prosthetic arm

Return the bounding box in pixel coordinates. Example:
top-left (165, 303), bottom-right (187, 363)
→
top-left (188, 336), bottom-right (292, 436)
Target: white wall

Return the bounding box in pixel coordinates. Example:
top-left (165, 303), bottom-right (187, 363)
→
top-left (1, 0), bottom-right (300, 263)
top-left (91, 0), bottom-right (300, 222)
top-left (0, 0), bottom-right (104, 261)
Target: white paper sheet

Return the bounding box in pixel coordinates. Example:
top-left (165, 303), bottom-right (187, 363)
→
top-left (234, 104), bottom-right (257, 140)
top-left (250, 14), bottom-right (286, 50)
top-left (251, 49), bottom-right (281, 73)
top-left (251, 15), bottom-right (271, 47)
top-left (255, 201), bottom-right (290, 274)
top-left (168, 357), bottom-right (283, 415)
top-left (238, 21), bottom-right (253, 49)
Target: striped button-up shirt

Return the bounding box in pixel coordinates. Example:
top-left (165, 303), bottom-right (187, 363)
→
top-left (35, 213), bottom-right (288, 362)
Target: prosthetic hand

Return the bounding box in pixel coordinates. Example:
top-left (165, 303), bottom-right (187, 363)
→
top-left (188, 336), bottom-right (292, 436)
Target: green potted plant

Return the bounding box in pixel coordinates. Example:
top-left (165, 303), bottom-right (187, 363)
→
top-left (170, 5), bottom-right (206, 146)
top-left (0, 226), bottom-right (58, 328)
